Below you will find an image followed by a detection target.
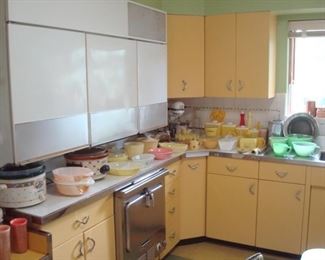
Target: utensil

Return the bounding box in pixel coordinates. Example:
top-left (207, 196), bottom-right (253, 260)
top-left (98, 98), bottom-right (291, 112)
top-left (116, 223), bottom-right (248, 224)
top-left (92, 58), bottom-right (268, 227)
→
top-left (283, 112), bottom-right (319, 138)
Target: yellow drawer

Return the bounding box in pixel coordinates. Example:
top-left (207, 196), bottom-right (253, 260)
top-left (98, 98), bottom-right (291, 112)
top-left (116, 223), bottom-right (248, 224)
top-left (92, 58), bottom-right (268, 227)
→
top-left (208, 157), bottom-right (258, 179)
top-left (165, 179), bottom-right (178, 203)
top-left (42, 195), bottom-right (113, 247)
top-left (259, 162), bottom-right (306, 184)
top-left (310, 166), bottom-right (325, 187)
top-left (165, 160), bottom-right (181, 185)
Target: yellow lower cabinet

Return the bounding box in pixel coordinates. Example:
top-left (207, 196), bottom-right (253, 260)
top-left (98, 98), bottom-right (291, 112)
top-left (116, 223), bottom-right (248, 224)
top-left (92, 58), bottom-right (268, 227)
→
top-left (84, 217), bottom-right (116, 260)
top-left (179, 157), bottom-right (206, 239)
top-left (256, 181), bottom-right (304, 254)
top-left (53, 234), bottom-right (85, 260)
top-left (206, 174), bottom-right (257, 245)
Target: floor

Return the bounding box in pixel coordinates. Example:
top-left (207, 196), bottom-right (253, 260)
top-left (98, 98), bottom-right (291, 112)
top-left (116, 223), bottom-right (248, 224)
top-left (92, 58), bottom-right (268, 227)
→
top-left (165, 242), bottom-right (300, 260)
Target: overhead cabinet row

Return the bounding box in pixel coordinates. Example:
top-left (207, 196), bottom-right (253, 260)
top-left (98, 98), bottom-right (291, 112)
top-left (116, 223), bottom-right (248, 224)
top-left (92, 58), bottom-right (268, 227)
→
top-left (168, 12), bottom-right (276, 99)
top-left (2, 23), bottom-right (167, 164)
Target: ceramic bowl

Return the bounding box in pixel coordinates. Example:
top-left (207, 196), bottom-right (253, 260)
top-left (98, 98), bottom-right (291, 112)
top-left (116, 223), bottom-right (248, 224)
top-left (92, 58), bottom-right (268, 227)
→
top-left (54, 177), bottom-right (95, 196)
top-left (272, 142), bottom-right (291, 157)
top-left (148, 147), bottom-right (173, 160)
top-left (269, 136), bottom-right (288, 147)
top-left (52, 167), bottom-right (94, 182)
top-left (218, 136), bottom-right (237, 151)
top-left (131, 154), bottom-right (155, 166)
top-left (287, 134), bottom-right (313, 147)
top-left (108, 162), bottom-right (141, 176)
top-left (292, 141), bottom-right (320, 157)
top-left (159, 142), bottom-right (188, 153)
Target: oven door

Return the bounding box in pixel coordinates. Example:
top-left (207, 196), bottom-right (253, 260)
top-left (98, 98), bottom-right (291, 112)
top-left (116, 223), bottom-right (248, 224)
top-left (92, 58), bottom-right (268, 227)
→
top-left (125, 183), bottom-right (164, 253)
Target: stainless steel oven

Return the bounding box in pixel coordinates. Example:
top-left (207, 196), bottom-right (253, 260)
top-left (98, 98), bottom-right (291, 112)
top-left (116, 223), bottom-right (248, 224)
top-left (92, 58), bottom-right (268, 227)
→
top-left (115, 168), bottom-right (167, 260)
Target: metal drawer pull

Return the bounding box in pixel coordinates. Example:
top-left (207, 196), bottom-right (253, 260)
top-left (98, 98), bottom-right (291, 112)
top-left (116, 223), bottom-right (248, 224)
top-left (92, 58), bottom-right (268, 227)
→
top-left (275, 171), bottom-right (288, 178)
top-left (169, 207), bottom-right (176, 214)
top-left (74, 240), bottom-right (84, 258)
top-left (181, 80), bottom-right (187, 91)
top-left (249, 184), bottom-right (256, 195)
top-left (169, 169), bottom-right (177, 176)
top-left (295, 190), bottom-right (302, 201)
top-left (168, 189), bottom-right (176, 195)
top-left (74, 216), bottom-right (90, 228)
top-left (86, 237), bottom-right (96, 253)
top-left (187, 163), bottom-right (199, 170)
top-left (238, 80), bottom-right (245, 92)
top-left (169, 232), bottom-right (176, 239)
top-left (226, 165), bottom-right (237, 173)
top-left (226, 80), bottom-right (233, 91)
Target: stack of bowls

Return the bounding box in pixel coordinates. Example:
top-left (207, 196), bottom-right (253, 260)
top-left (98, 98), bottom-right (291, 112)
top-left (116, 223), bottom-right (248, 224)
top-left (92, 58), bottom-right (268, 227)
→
top-left (124, 142), bottom-right (144, 159)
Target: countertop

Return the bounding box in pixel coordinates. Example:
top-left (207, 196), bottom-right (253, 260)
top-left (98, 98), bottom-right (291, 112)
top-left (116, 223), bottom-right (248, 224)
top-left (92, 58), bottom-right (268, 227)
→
top-left (10, 147), bottom-right (325, 225)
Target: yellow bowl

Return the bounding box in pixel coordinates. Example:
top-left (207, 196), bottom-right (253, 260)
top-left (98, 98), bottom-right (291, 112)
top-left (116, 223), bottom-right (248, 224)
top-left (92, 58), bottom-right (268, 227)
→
top-left (202, 138), bottom-right (218, 149)
top-left (108, 162), bottom-right (141, 176)
top-left (107, 153), bottom-right (128, 162)
top-left (159, 142), bottom-right (188, 153)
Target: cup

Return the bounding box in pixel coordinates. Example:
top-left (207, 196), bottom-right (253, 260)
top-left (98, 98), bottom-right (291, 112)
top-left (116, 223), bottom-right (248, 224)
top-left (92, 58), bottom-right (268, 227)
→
top-left (272, 143), bottom-right (291, 157)
top-left (10, 218), bottom-right (28, 253)
top-left (189, 140), bottom-right (199, 150)
top-left (0, 224), bottom-right (11, 260)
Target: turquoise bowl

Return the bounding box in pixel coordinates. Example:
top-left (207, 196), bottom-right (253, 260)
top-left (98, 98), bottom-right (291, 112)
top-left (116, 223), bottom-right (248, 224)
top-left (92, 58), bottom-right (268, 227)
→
top-left (272, 142), bottom-right (291, 157)
top-left (287, 134), bottom-right (313, 147)
top-left (292, 141), bottom-right (319, 157)
top-left (269, 136), bottom-right (288, 147)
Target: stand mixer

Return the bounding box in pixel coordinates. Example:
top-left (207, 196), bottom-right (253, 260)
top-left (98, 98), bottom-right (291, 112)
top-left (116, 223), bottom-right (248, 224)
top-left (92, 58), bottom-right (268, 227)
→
top-left (168, 101), bottom-right (186, 139)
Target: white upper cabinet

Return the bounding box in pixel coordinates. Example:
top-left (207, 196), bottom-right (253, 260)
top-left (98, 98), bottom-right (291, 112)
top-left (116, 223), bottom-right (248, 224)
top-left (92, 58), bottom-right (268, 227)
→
top-left (7, 0), bottom-right (128, 37)
top-left (86, 34), bottom-right (138, 145)
top-left (8, 24), bottom-right (89, 163)
top-left (128, 1), bottom-right (166, 42)
top-left (137, 42), bottom-right (167, 106)
top-left (8, 24), bottom-right (87, 124)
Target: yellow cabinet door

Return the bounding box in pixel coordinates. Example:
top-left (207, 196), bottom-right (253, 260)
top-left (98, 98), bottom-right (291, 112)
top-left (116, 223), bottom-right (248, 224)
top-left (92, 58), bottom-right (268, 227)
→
top-left (205, 14), bottom-right (236, 97)
top-left (167, 15), bottom-right (204, 98)
top-left (84, 217), bottom-right (116, 260)
top-left (53, 234), bottom-right (85, 260)
top-left (256, 181), bottom-right (304, 254)
top-left (236, 12), bottom-right (276, 98)
top-left (179, 157), bottom-right (206, 239)
top-left (206, 174), bottom-right (257, 246)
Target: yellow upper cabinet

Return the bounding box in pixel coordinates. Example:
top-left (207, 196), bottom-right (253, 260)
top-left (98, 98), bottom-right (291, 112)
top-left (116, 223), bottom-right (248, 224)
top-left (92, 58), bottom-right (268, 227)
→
top-left (205, 12), bottom-right (276, 98)
top-left (167, 15), bottom-right (204, 98)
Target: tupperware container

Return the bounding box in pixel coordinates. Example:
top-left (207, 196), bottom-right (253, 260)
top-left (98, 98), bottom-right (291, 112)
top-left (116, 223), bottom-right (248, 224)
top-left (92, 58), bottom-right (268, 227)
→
top-left (53, 167), bottom-right (94, 183)
top-left (53, 178), bottom-right (95, 196)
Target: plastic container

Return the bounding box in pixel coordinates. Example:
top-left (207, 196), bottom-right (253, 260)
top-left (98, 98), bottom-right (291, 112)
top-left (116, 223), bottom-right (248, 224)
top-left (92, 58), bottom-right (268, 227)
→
top-left (0, 225), bottom-right (10, 260)
top-left (53, 167), bottom-right (94, 183)
top-left (53, 178), bottom-right (95, 196)
top-left (218, 136), bottom-right (237, 151)
top-left (10, 218), bottom-right (28, 254)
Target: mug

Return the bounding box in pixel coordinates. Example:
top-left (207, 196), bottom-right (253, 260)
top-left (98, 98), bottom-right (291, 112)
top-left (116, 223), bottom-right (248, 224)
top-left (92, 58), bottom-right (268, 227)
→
top-left (272, 143), bottom-right (291, 157)
top-left (189, 140), bottom-right (200, 150)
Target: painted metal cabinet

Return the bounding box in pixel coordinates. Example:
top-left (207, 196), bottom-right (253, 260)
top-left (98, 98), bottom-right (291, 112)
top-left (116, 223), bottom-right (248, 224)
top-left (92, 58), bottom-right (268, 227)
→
top-left (86, 34), bottom-right (138, 145)
top-left (7, 0), bottom-right (128, 37)
top-left (205, 12), bottom-right (276, 99)
top-left (167, 15), bottom-right (204, 98)
top-left (7, 24), bottom-right (88, 163)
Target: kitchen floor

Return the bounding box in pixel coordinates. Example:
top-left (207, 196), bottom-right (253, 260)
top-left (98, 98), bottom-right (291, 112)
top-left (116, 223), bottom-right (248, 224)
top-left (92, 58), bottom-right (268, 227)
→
top-left (165, 241), bottom-right (300, 260)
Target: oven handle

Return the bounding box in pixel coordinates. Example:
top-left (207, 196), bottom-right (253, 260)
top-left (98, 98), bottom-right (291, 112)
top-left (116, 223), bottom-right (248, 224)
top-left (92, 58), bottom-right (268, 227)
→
top-left (125, 183), bottom-right (163, 252)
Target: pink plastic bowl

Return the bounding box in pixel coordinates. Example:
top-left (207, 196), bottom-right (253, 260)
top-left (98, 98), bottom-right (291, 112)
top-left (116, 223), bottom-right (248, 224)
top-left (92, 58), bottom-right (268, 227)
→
top-left (148, 147), bottom-right (173, 160)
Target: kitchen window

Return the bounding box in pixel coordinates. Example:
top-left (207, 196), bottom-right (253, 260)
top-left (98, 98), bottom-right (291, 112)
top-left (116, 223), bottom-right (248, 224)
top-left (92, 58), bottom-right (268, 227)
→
top-left (287, 20), bottom-right (325, 115)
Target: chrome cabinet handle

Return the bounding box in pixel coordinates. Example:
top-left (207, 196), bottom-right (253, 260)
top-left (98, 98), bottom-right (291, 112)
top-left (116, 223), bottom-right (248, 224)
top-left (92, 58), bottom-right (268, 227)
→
top-left (275, 171), bottom-right (288, 178)
top-left (249, 184), bottom-right (256, 195)
top-left (238, 80), bottom-right (245, 92)
top-left (73, 216), bottom-right (90, 228)
top-left (295, 190), bottom-right (302, 201)
top-left (168, 189), bottom-right (176, 195)
top-left (187, 163), bottom-right (199, 170)
top-left (85, 237), bottom-right (96, 253)
top-left (226, 80), bottom-right (233, 91)
top-left (181, 80), bottom-right (187, 91)
top-left (168, 169), bottom-right (177, 176)
top-left (74, 240), bottom-right (84, 259)
top-left (168, 207), bottom-right (176, 214)
top-left (169, 232), bottom-right (176, 239)
top-left (225, 165), bottom-right (237, 173)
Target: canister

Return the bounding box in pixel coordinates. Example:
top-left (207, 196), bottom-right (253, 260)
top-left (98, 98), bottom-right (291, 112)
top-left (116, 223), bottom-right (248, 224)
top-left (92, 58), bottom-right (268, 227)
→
top-left (221, 123), bottom-right (236, 137)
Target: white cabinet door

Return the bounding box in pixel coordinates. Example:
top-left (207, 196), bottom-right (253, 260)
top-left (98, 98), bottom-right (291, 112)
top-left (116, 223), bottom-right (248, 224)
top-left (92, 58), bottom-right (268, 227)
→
top-left (137, 42), bottom-right (167, 106)
top-left (86, 34), bottom-right (138, 145)
top-left (87, 35), bottom-right (137, 112)
top-left (8, 24), bottom-right (87, 124)
top-left (8, 0), bottom-right (128, 37)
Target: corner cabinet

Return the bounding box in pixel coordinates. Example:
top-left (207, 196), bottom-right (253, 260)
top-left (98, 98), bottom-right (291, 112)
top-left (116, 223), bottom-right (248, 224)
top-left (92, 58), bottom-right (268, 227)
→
top-left (206, 157), bottom-right (258, 246)
top-left (256, 162), bottom-right (306, 254)
top-left (179, 157), bottom-right (206, 239)
top-left (7, 24), bottom-right (88, 163)
top-left (167, 15), bottom-right (204, 98)
top-left (205, 12), bottom-right (276, 98)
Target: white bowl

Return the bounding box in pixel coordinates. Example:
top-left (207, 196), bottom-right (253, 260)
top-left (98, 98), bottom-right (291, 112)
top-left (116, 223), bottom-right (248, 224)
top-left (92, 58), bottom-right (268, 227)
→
top-left (131, 154), bottom-right (155, 166)
top-left (218, 136), bottom-right (238, 151)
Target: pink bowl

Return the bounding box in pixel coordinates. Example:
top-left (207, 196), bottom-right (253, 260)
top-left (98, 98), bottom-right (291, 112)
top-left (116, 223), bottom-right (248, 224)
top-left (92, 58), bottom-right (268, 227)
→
top-left (148, 147), bottom-right (173, 160)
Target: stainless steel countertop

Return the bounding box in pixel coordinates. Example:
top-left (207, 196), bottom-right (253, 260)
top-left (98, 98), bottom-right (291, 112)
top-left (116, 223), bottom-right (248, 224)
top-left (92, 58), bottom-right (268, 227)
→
top-left (9, 147), bottom-right (325, 225)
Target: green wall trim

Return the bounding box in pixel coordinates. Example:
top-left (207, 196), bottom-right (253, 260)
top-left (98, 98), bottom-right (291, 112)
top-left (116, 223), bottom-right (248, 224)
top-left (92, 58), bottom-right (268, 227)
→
top-left (133, 0), bottom-right (163, 10)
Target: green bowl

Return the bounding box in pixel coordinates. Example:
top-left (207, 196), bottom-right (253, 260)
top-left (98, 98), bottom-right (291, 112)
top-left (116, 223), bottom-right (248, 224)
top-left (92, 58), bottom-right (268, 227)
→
top-left (269, 136), bottom-right (288, 147)
top-left (287, 134), bottom-right (313, 147)
top-left (292, 141), bottom-right (319, 157)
